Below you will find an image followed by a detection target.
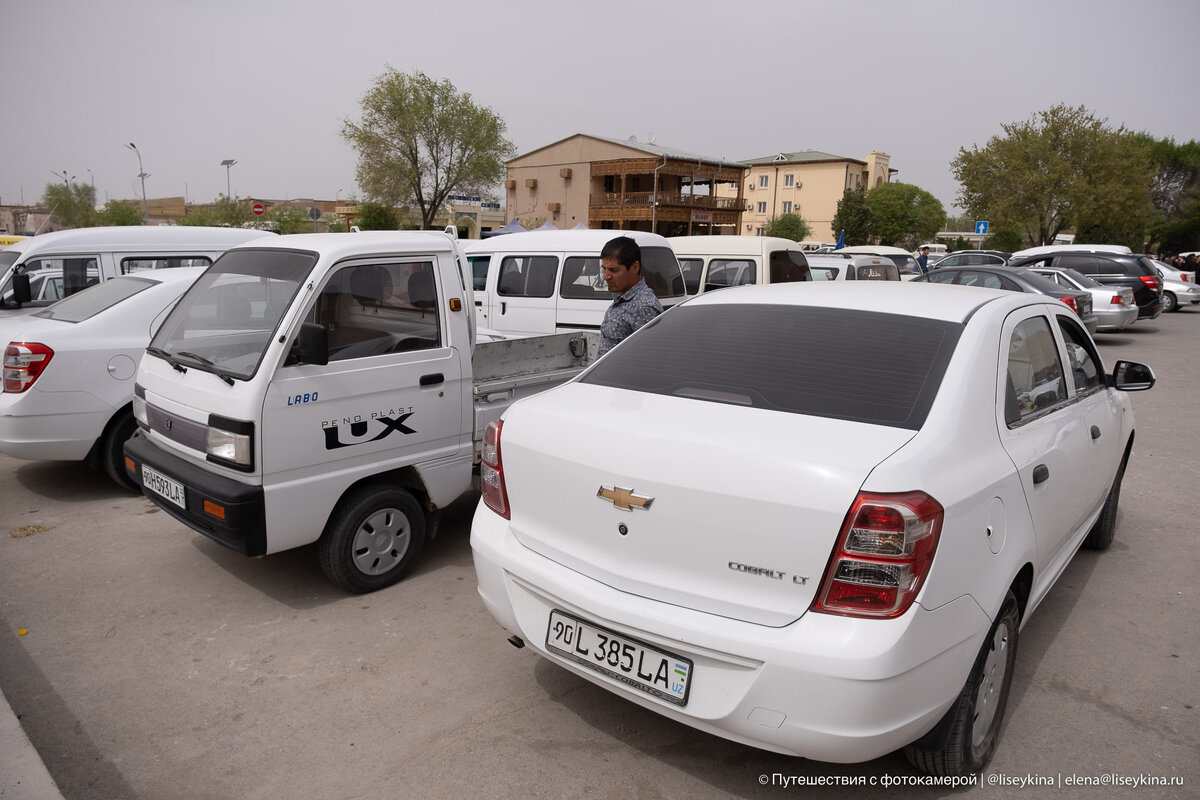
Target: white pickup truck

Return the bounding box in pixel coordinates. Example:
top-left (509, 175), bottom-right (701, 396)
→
top-left (124, 230), bottom-right (596, 592)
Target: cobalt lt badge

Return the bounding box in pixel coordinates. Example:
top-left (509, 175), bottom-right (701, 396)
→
top-left (597, 485), bottom-right (654, 512)
top-left (164, 418), bottom-right (173, 431)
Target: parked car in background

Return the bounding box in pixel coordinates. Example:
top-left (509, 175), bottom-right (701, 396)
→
top-left (930, 250), bottom-right (1011, 269)
top-left (1010, 243), bottom-right (1131, 260)
top-left (1025, 266), bottom-right (1138, 332)
top-left (667, 235), bottom-right (811, 295)
top-left (836, 245), bottom-right (922, 275)
top-left (1150, 260), bottom-right (1200, 312)
top-left (1006, 251), bottom-right (1162, 320)
top-left (472, 281), bottom-right (1154, 776)
top-left (806, 253), bottom-right (901, 281)
top-left (911, 264), bottom-right (1099, 333)
top-left (0, 267), bottom-right (206, 488)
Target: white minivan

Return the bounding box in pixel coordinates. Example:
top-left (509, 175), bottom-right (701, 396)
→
top-left (463, 230), bottom-right (686, 334)
top-left (667, 235), bottom-right (812, 295)
top-left (0, 226), bottom-right (276, 317)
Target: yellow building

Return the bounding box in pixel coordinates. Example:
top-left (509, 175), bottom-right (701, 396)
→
top-left (732, 151), bottom-right (894, 241)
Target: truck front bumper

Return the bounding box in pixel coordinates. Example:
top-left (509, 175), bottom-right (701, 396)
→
top-left (124, 429), bottom-right (267, 556)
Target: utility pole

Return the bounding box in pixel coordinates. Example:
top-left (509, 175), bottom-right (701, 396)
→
top-left (125, 143), bottom-right (150, 223)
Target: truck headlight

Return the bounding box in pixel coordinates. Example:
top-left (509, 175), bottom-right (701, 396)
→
top-left (206, 415), bottom-right (254, 471)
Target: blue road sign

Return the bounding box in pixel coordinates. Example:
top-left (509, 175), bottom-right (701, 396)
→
top-left (975, 220), bottom-right (989, 235)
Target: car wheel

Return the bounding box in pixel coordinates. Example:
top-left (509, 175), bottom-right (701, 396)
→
top-left (1162, 292), bottom-right (1177, 313)
top-left (904, 592), bottom-right (1019, 776)
top-left (1084, 451), bottom-right (1127, 550)
top-left (318, 485), bottom-right (425, 593)
top-left (101, 409), bottom-right (139, 491)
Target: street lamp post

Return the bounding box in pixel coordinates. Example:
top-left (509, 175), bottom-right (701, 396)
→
top-left (125, 143), bottom-right (150, 224)
top-left (220, 159), bottom-right (237, 200)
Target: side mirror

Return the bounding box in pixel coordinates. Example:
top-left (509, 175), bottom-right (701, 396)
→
top-left (286, 322), bottom-right (329, 366)
top-left (1110, 360), bottom-right (1155, 391)
top-left (12, 273), bottom-right (32, 305)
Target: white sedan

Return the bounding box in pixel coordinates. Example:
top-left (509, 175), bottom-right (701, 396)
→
top-left (471, 281), bottom-right (1155, 776)
top-left (0, 267), bottom-right (205, 488)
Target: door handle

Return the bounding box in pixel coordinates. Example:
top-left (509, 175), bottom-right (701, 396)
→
top-left (419, 373), bottom-right (444, 387)
top-left (500, 301), bottom-right (507, 314)
top-left (1032, 464), bottom-right (1050, 485)
top-left (1090, 425), bottom-right (1101, 440)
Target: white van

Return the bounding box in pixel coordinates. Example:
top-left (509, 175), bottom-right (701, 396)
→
top-left (463, 230), bottom-right (686, 334)
top-left (835, 245), bottom-right (922, 275)
top-left (0, 226), bottom-right (276, 317)
top-left (806, 253), bottom-right (901, 281)
top-left (667, 235), bottom-right (812, 295)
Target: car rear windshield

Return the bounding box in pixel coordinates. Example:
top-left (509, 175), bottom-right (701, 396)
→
top-left (581, 304), bottom-right (962, 429)
top-left (34, 276), bottom-right (157, 323)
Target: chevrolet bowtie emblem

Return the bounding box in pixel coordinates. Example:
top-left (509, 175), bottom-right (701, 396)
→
top-left (597, 485), bottom-right (654, 512)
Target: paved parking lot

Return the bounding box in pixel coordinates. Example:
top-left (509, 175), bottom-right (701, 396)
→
top-left (2, 309), bottom-right (1197, 799)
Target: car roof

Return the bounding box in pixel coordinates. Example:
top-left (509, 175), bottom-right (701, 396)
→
top-left (666, 235), bottom-right (804, 255)
top-left (681, 277), bottom-right (1036, 323)
top-left (463, 229), bottom-right (672, 253)
top-left (834, 245), bottom-right (915, 256)
top-left (6, 226), bottom-right (276, 255)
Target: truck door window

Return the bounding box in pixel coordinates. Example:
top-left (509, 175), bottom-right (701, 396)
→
top-left (316, 261), bottom-right (441, 361)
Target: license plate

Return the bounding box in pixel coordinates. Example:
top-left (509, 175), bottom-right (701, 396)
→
top-left (545, 609), bottom-right (692, 707)
top-left (142, 464), bottom-right (186, 509)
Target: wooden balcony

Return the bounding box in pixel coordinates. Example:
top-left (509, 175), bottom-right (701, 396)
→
top-left (589, 192), bottom-right (747, 211)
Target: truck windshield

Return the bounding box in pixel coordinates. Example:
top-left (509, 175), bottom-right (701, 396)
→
top-left (149, 248), bottom-right (314, 380)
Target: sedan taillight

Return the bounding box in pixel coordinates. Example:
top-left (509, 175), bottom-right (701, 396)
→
top-left (3, 342), bottom-right (54, 393)
top-left (1110, 294), bottom-right (1126, 306)
top-left (480, 420), bottom-right (510, 519)
top-left (1059, 296), bottom-right (1079, 314)
top-left (812, 491), bottom-right (943, 618)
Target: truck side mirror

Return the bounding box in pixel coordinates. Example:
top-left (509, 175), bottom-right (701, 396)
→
top-left (286, 322), bottom-right (329, 366)
top-left (12, 273), bottom-right (32, 305)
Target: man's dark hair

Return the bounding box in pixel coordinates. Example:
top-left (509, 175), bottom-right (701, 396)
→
top-left (601, 236), bottom-right (641, 270)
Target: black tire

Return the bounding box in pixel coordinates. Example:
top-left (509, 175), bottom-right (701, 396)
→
top-left (1084, 453), bottom-right (1127, 550)
top-left (904, 592), bottom-right (1019, 776)
top-left (101, 409), bottom-right (139, 491)
top-left (318, 485), bottom-right (425, 594)
top-left (1162, 292), bottom-right (1177, 313)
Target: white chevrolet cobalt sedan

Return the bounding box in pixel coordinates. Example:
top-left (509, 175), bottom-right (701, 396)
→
top-left (471, 281), bottom-right (1155, 776)
top-left (0, 267), bottom-right (205, 488)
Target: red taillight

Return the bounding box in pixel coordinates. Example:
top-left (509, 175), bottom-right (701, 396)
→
top-left (480, 419), bottom-right (510, 519)
top-left (1059, 296), bottom-right (1078, 314)
top-left (3, 343), bottom-right (54, 393)
top-left (1140, 275), bottom-right (1160, 292)
top-left (812, 491), bottom-right (943, 618)
top-left (1110, 294), bottom-right (1126, 306)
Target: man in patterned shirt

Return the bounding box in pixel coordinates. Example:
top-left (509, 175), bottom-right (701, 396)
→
top-left (598, 235), bottom-right (664, 356)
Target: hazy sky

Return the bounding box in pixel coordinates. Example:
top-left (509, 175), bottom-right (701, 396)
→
top-left (3, 0), bottom-right (1197, 216)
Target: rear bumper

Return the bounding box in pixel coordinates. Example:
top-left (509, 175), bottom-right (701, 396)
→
top-left (470, 504), bottom-right (991, 764)
top-left (124, 429), bottom-right (267, 556)
top-left (0, 391), bottom-right (112, 461)
top-left (1093, 306), bottom-right (1139, 332)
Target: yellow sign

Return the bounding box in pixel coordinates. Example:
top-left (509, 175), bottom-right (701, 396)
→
top-left (0, 235), bottom-right (28, 247)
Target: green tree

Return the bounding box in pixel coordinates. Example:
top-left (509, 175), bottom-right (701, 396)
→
top-left (763, 212), bottom-right (812, 242)
top-left (176, 195), bottom-right (254, 227)
top-left (342, 68), bottom-right (516, 230)
top-left (353, 202), bottom-right (399, 230)
top-left (96, 201), bottom-right (144, 226)
top-left (830, 186), bottom-right (870, 245)
top-left (952, 104), bottom-right (1153, 248)
top-left (864, 182), bottom-right (945, 247)
top-left (266, 205), bottom-right (315, 235)
top-left (41, 182), bottom-right (97, 228)
top-left (1137, 135), bottom-right (1200, 253)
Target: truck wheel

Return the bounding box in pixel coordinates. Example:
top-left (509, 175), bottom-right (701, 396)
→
top-left (102, 409), bottom-right (139, 492)
top-left (1162, 292), bottom-right (1177, 313)
top-left (904, 592), bottom-right (1019, 776)
top-left (318, 486), bottom-right (425, 593)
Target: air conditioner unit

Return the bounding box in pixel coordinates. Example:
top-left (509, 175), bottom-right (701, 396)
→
top-left (546, 202), bottom-right (561, 213)
top-left (504, 179), bottom-right (515, 190)
top-left (559, 168), bottom-right (572, 179)
top-left (525, 178), bottom-right (537, 189)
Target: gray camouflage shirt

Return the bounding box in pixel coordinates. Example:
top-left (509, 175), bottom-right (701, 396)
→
top-left (598, 277), bottom-right (664, 356)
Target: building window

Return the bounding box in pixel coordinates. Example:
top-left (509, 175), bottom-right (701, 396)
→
top-left (756, 202), bottom-right (767, 214)
top-left (782, 201), bottom-right (792, 214)
top-left (784, 174), bottom-right (794, 187)
top-left (758, 175), bottom-right (769, 188)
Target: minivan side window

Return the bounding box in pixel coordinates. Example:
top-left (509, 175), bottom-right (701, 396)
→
top-left (560, 257), bottom-right (608, 300)
top-left (677, 258), bottom-right (703, 294)
top-left (496, 256), bottom-right (557, 298)
top-left (705, 259), bottom-right (755, 292)
top-left (467, 256), bottom-right (489, 292)
top-left (121, 256), bottom-right (213, 274)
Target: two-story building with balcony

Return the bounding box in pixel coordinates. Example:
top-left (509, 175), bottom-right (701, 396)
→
top-left (504, 134), bottom-right (746, 236)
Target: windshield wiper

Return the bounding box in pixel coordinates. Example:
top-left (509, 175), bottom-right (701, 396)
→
top-left (146, 346), bottom-right (187, 374)
top-left (177, 351), bottom-right (237, 386)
